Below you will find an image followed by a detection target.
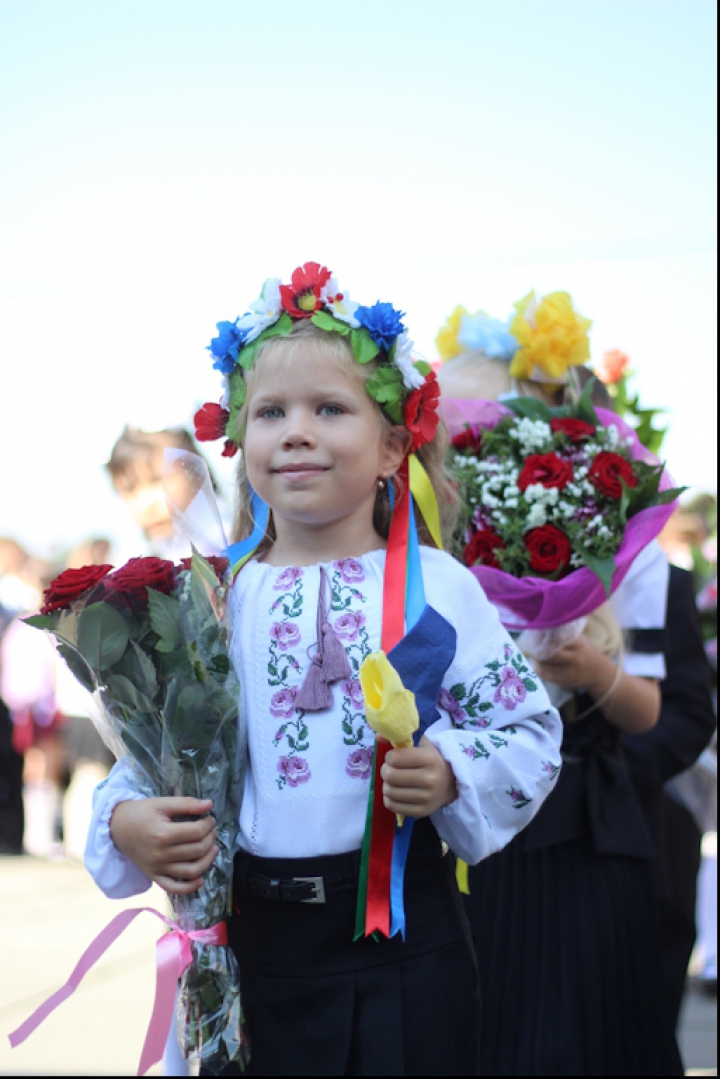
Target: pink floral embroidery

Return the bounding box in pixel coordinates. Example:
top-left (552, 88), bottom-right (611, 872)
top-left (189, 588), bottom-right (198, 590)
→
top-left (270, 687), bottom-right (299, 718)
top-left (334, 611), bottom-right (366, 641)
top-left (271, 622), bottom-right (301, 650)
top-left (342, 678), bottom-right (365, 710)
top-left (334, 558), bottom-right (365, 583)
top-left (274, 567), bottom-right (304, 591)
top-left (439, 687), bottom-right (467, 724)
top-left (277, 756), bottom-right (311, 787)
top-left (493, 667), bottom-right (527, 711)
top-left (345, 746), bottom-right (373, 779)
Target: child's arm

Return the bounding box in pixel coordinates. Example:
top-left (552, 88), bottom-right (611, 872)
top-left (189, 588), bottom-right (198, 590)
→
top-left (110, 798), bottom-right (217, 895)
top-left (534, 636), bottom-right (660, 733)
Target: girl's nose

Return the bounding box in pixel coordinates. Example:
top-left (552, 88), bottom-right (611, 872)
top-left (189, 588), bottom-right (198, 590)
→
top-left (281, 413), bottom-right (316, 449)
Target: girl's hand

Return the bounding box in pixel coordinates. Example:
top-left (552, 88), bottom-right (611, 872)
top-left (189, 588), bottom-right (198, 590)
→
top-left (381, 736), bottom-right (458, 818)
top-left (110, 797), bottom-right (218, 895)
top-left (533, 636), bottom-right (612, 693)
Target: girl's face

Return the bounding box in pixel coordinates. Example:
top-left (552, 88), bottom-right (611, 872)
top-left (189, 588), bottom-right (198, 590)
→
top-left (244, 343), bottom-right (409, 556)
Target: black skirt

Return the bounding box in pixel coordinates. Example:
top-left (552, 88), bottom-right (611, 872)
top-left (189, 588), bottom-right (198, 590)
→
top-left (465, 832), bottom-right (683, 1076)
top-left (226, 820), bottom-right (481, 1077)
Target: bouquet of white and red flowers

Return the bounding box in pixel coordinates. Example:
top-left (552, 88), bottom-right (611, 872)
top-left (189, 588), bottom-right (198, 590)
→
top-left (24, 551), bottom-right (249, 1075)
top-left (443, 383), bottom-right (683, 630)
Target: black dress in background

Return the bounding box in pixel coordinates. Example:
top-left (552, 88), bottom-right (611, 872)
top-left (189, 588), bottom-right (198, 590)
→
top-left (624, 566), bottom-right (717, 1032)
top-left (465, 692), bottom-right (684, 1076)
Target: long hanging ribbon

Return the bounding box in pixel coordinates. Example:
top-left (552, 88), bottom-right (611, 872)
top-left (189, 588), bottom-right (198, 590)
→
top-left (359, 454), bottom-right (448, 940)
top-left (8, 907), bottom-right (227, 1076)
top-left (224, 488), bottom-right (269, 575)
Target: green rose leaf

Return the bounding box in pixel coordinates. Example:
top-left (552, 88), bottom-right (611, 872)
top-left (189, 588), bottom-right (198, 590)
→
top-left (350, 328), bottom-right (380, 365)
top-left (130, 639), bottom-right (159, 699)
top-left (56, 642), bottom-right (97, 693)
top-left (105, 673), bottom-right (155, 714)
top-left (575, 377), bottom-right (601, 426)
top-left (577, 548), bottom-right (617, 598)
top-left (507, 397), bottom-right (553, 423)
top-left (311, 310), bottom-right (350, 335)
top-left (148, 589), bottom-right (181, 652)
top-left (76, 602), bottom-right (129, 670)
top-left (23, 614), bottom-right (55, 631)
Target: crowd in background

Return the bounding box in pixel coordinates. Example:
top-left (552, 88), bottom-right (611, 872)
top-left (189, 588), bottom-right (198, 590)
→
top-left (0, 382), bottom-right (716, 1069)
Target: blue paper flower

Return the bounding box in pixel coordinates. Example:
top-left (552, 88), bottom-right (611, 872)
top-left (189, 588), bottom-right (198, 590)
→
top-left (355, 302), bottom-right (406, 351)
top-left (208, 321), bottom-right (246, 374)
top-left (458, 313), bottom-right (520, 361)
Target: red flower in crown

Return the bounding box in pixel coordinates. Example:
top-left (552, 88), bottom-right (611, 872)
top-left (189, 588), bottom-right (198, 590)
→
top-left (194, 402), bottom-right (230, 443)
top-left (404, 371), bottom-right (440, 451)
top-left (279, 262), bottom-right (332, 318)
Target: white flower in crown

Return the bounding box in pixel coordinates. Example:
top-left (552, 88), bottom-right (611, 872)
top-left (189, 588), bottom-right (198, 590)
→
top-left (234, 277), bottom-right (283, 344)
top-left (393, 332), bottom-right (425, 390)
top-left (321, 276), bottom-right (361, 328)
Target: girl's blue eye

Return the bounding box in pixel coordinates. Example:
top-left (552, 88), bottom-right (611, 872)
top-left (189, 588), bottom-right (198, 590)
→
top-left (258, 406), bottom-right (284, 420)
top-left (319, 404), bottom-right (344, 416)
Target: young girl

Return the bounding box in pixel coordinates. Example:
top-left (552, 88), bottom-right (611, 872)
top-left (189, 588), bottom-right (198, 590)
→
top-left (85, 265), bottom-right (563, 1077)
top-left (436, 297), bottom-right (684, 1075)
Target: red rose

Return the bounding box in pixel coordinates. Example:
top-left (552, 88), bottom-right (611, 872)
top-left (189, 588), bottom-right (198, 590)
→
top-left (518, 453), bottom-right (574, 492)
top-left (404, 371), bottom-right (441, 451)
top-left (589, 451), bottom-right (637, 499)
top-left (279, 262), bottom-right (332, 318)
top-left (550, 418), bottom-right (596, 442)
top-left (178, 555), bottom-right (230, 581)
top-left (524, 525), bottom-right (572, 574)
top-left (104, 557), bottom-right (177, 608)
top-left (40, 564), bottom-right (114, 615)
top-left (451, 426), bottom-right (483, 453)
top-left (464, 529), bottom-right (505, 570)
top-left (194, 402), bottom-right (230, 443)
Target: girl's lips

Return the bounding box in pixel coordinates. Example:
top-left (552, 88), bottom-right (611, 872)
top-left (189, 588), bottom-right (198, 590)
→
top-left (275, 464), bottom-right (329, 481)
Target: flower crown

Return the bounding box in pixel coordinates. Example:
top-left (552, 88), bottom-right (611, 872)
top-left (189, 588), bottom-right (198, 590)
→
top-left (194, 262), bottom-right (440, 458)
top-left (436, 290), bottom-right (592, 383)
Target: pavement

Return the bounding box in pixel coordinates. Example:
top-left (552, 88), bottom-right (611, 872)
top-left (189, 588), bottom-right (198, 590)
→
top-left (0, 853), bottom-right (716, 1076)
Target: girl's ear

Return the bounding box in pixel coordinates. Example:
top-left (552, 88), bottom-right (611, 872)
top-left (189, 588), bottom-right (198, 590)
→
top-left (381, 425), bottom-right (413, 477)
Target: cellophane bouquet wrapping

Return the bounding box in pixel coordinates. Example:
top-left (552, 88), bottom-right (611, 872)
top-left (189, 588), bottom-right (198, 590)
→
top-left (26, 550), bottom-right (249, 1075)
top-left (442, 383), bottom-right (683, 631)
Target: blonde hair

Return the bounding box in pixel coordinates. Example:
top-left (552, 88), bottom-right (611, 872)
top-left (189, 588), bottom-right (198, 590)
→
top-left (439, 350), bottom-right (579, 407)
top-left (230, 320), bottom-right (459, 555)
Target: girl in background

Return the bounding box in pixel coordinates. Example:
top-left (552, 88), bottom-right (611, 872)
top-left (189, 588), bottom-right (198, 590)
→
top-left (436, 294), bottom-right (683, 1076)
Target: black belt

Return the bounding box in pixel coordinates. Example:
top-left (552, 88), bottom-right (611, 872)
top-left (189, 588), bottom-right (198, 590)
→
top-left (244, 871), bottom-right (357, 904)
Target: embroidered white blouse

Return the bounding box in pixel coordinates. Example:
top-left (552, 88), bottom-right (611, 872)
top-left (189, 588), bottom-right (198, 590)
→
top-left (85, 548), bottom-right (563, 898)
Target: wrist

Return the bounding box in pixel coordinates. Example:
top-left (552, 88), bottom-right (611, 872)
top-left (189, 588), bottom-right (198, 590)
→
top-left (584, 654), bottom-right (621, 702)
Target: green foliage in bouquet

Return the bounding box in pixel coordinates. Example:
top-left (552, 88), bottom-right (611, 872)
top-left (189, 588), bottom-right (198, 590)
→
top-left (26, 551), bottom-right (249, 1074)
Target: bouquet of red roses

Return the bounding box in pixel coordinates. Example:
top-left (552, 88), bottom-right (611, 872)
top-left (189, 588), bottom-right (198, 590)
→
top-left (443, 383), bottom-right (683, 630)
top-left (25, 551), bottom-right (249, 1075)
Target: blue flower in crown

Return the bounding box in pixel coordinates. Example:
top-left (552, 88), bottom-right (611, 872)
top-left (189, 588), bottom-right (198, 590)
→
top-left (209, 321), bottom-right (248, 374)
top-left (355, 302), bottom-right (406, 352)
top-left (458, 313), bottom-right (520, 361)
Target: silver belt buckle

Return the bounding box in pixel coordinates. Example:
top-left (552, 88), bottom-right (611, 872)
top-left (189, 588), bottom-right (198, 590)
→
top-left (295, 875), bottom-right (326, 903)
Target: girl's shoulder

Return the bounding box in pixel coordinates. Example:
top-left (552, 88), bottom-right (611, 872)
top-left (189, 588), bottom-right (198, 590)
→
top-left (419, 547), bottom-right (498, 627)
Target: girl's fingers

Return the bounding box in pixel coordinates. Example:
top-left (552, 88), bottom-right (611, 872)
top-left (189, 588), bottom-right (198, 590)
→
top-left (158, 845), bottom-right (219, 882)
top-left (157, 837), bottom-right (216, 863)
top-left (161, 816), bottom-right (216, 847)
top-left (158, 797), bottom-right (213, 816)
top-left (155, 874), bottom-right (207, 895)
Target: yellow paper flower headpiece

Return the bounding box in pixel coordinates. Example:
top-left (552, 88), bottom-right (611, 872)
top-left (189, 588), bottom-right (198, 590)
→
top-left (509, 290), bottom-right (592, 382)
top-left (435, 305), bottom-right (469, 363)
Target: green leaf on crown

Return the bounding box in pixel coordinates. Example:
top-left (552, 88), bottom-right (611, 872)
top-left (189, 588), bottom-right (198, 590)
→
top-left (236, 312), bottom-right (293, 371)
top-left (366, 365), bottom-right (405, 424)
top-left (228, 370), bottom-right (246, 410)
top-left (413, 359), bottom-right (431, 377)
top-left (311, 310), bottom-right (350, 335)
top-left (350, 328), bottom-right (380, 365)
